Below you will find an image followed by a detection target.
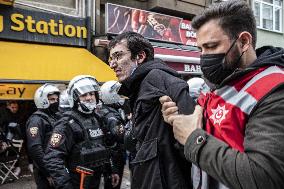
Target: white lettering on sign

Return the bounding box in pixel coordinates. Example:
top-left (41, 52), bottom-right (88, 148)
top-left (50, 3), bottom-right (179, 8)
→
top-left (186, 31), bottom-right (196, 38)
top-left (180, 22), bottom-right (192, 30)
top-left (89, 128), bottom-right (104, 138)
top-left (184, 64), bottom-right (201, 73)
top-left (180, 22), bottom-right (196, 39)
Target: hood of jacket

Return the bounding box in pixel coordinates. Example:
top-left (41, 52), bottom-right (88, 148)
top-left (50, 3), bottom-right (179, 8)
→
top-left (219, 46), bottom-right (284, 87)
top-left (118, 58), bottom-right (179, 97)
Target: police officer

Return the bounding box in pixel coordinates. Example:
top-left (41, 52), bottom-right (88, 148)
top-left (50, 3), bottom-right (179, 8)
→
top-left (26, 84), bottom-right (60, 189)
top-left (58, 90), bottom-right (71, 114)
top-left (100, 81), bottom-right (127, 189)
top-left (44, 75), bottom-right (119, 189)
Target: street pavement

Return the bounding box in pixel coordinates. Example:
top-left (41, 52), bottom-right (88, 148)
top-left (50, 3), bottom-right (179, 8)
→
top-left (1, 163), bottom-right (131, 189)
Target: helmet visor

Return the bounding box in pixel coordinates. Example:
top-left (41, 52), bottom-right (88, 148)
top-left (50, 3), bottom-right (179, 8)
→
top-left (74, 84), bottom-right (99, 97)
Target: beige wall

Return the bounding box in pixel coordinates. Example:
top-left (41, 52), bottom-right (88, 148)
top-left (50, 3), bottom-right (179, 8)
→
top-left (256, 29), bottom-right (284, 48)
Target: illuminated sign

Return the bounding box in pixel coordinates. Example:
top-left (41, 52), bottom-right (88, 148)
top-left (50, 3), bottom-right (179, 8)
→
top-left (0, 83), bottom-right (42, 100)
top-left (166, 62), bottom-right (201, 74)
top-left (0, 0), bottom-right (14, 6)
top-left (0, 5), bottom-right (88, 46)
top-left (106, 3), bottom-right (197, 46)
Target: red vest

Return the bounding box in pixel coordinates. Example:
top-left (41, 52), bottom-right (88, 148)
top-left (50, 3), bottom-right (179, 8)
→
top-left (198, 66), bottom-right (284, 152)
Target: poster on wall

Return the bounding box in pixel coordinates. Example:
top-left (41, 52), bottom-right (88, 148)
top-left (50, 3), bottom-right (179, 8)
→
top-left (106, 3), bottom-right (197, 46)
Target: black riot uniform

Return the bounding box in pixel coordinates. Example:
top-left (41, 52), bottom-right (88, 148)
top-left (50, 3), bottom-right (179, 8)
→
top-left (44, 109), bottom-right (118, 189)
top-left (98, 104), bottom-right (126, 189)
top-left (26, 109), bottom-right (59, 189)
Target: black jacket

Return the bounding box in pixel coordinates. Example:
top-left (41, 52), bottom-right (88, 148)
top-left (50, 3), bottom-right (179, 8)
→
top-left (119, 59), bottom-right (195, 189)
top-left (26, 110), bottom-right (58, 177)
top-left (184, 46), bottom-right (284, 189)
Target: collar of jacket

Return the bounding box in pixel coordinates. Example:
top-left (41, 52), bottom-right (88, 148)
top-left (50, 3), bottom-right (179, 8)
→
top-left (217, 46), bottom-right (284, 88)
top-left (118, 58), bottom-right (179, 97)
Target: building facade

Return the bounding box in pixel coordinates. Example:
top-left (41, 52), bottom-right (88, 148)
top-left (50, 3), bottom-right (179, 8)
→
top-left (3, 0), bottom-right (282, 88)
top-left (252, 0), bottom-right (284, 48)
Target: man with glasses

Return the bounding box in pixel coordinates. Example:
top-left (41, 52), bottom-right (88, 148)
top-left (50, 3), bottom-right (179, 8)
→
top-left (160, 1), bottom-right (284, 188)
top-left (108, 31), bottom-right (195, 189)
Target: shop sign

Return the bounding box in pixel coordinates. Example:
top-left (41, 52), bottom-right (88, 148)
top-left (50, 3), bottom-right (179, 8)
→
top-left (0, 5), bottom-right (88, 46)
top-left (184, 64), bottom-right (201, 73)
top-left (0, 0), bottom-right (14, 6)
top-left (106, 3), bottom-right (197, 46)
top-left (0, 83), bottom-right (42, 100)
top-left (166, 62), bottom-right (201, 74)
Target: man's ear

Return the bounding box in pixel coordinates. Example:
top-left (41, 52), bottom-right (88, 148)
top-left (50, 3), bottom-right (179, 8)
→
top-left (239, 31), bottom-right (252, 52)
top-left (136, 51), bottom-right (146, 65)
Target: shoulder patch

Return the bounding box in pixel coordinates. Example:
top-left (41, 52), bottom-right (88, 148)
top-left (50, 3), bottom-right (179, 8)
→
top-left (29, 127), bottom-right (39, 137)
top-left (50, 133), bottom-right (63, 147)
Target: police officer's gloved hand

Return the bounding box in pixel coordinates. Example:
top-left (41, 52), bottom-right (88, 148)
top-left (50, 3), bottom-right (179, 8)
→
top-left (124, 121), bottom-right (137, 152)
top-left (105, 117), bottom-right (125, 143)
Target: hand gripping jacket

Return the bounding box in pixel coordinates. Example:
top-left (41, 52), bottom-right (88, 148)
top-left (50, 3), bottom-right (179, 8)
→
top-left (198, 66), bottom-right (284, 151)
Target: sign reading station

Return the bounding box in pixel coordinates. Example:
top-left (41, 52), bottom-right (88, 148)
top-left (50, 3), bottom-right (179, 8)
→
top-left (0, 5), bottom-right (88, 46)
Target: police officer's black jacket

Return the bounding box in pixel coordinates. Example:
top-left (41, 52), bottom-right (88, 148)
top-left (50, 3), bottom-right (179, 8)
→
top-left (26, 109), bottom-right (58, 177)
top-left (118, 59), bottom-right (195, 189)
top-left (98, 104), bottom-right (127, 171)
top-left (44, 109), bottom-right (117, 188)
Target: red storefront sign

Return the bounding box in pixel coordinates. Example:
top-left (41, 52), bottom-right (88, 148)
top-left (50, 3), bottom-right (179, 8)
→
top-left (166, 62), bottom-right (201, 74)
top-left (106, 3), bottom-right (197, 46)
top-left (154, 47), bottom-right (201, 75)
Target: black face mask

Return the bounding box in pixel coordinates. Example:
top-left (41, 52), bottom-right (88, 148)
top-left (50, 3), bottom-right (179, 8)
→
top-left (200, 38), bottom-right (244, 85)
top-left (48, 102), bottom-right (59, 114)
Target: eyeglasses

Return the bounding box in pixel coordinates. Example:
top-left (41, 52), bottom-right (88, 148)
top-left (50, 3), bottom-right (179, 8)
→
top-left (108, 50), bottom-right (130, 64)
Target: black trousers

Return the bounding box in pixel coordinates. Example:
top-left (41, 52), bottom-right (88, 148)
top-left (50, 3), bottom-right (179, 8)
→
top-left (33, 167), bottom-right (54, 189)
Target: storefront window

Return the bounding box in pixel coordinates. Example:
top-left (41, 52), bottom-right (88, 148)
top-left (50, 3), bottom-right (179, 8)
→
top-left (263, 4), bottom-right (273, 30)
top-left (15, 0), bottom-right (83, 17)
top-left (253, 0), bottom-right (283, 32)
top-left (23, 0), bottom-right (76, 9)
top-left (254, 2), bottom-right (261, 27)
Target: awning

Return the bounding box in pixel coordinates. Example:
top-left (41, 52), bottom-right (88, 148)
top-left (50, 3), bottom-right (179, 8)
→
top-left (0, 41), bottom-right (116, 100)
top-left (152, 42), bottom-right (202, 75)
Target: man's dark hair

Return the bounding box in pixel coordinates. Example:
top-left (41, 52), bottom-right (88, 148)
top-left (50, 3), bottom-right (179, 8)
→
top-left (7, 101), bottom-right (18, 106)
top-left (192, 0), bottom-right (257, 48)
top-left (108, 31), bottom-right (154, 62)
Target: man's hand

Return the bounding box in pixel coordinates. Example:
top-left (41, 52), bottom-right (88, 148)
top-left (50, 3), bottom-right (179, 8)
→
top-left (159, 96), bottom-right (178, 125)
top-left (0, 141), bottom-right (8, 153)
top-left (47, 177), bottom-right (54, 187)
top-left (168, 105), bottom-right (203, 145)
top-left (111, 173), bottom-right (120, 187)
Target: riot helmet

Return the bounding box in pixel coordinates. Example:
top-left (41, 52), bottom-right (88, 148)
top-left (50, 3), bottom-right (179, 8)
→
top-left (67, 75), bottom-right (100, 114)
top-left (59, 89), bottom-right (71, 112)
top-left (34, 84), bottom-right (60, 109)
top-left (100, 80), bottom-right (124, 105)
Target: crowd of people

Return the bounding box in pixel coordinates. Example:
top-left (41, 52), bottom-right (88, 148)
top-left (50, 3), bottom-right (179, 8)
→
top-left (1, 0), bottom-right (284, 189)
